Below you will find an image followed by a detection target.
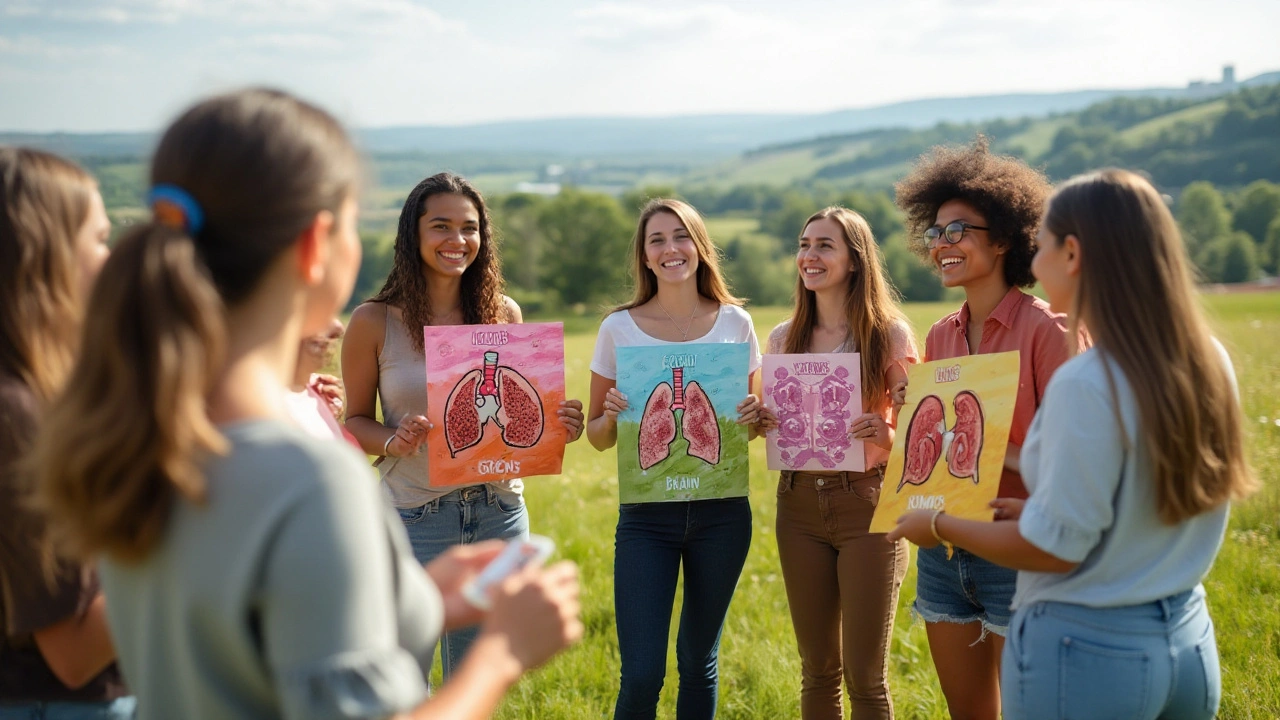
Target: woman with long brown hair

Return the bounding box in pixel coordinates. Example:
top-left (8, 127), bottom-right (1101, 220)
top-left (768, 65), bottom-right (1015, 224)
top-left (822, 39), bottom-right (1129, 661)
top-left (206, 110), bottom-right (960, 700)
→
top-left (33, 89), bottom-right (582, 720)
top-left (343, 171), bottom-right (586, 679)
top-left (889, 169), bottom-right (1254, 719)
top-left (0, 147), bottom-right (128, 717)
top-left (761, 207), bottom-right (916, 719)
top-left (586, 198), bottom-right (769, 720)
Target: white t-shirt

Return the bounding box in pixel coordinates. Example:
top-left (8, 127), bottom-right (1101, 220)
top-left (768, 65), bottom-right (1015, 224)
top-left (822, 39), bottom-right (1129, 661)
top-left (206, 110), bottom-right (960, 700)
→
top-left (590, 304), bottom-right (762, 380)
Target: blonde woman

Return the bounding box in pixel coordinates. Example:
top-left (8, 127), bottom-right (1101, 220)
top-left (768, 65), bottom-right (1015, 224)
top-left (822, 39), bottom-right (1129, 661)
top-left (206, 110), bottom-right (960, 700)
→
top-left (763, 207), bottom-right (916, 720)
top-left (586, 199), bottom-right (768, 720)
top-left (0, 147), bottom-right (128, 717)
top-left (889, 169), bottom-right (1255, 719)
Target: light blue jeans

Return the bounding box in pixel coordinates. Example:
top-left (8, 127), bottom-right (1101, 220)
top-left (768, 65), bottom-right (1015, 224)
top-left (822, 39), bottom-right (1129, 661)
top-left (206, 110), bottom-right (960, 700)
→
top-left (0, 698), bottom-right (136, 719)
top-left (397, 484), bottom-right (529, 680)
top-left (1002, 586), bottom-right (1220, 720)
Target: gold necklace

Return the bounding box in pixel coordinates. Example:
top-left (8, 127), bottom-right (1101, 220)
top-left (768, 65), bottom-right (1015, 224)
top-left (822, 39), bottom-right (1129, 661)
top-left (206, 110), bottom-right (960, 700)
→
top-left (656, 298), bottom-right (698, 341)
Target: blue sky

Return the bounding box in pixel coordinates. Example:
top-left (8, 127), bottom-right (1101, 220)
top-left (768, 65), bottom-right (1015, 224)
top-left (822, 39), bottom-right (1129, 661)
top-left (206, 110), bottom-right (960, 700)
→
top-left (1, 0), bottom-right (1277, 132)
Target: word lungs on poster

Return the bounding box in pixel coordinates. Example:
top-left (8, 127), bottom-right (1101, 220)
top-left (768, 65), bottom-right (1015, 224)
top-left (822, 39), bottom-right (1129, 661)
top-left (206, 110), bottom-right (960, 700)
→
top-left (424, 323), bottom-right (566, 486)
top-left (616, 343), bottom-right (749, 503)
top-left (869, 351), bottom-right (1020, 533)
top-left (763, 353), bottom-right (864, 472)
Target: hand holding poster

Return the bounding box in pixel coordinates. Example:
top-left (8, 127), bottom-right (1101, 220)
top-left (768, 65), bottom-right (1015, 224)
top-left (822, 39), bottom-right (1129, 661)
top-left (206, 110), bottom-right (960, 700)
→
top-left (615, 343), bottom-right (749, 503)
top-left (424, 322), bottom-right (567, 486)
top-left (869, 351), bottom-right (1020, 533)
top-left (763, 353), bottom-right (865, 472)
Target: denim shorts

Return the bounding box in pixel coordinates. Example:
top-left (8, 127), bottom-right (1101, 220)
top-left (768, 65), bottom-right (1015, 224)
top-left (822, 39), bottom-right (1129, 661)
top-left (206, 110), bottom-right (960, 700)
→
top-left (913, 543), bottom-right (1017, 637)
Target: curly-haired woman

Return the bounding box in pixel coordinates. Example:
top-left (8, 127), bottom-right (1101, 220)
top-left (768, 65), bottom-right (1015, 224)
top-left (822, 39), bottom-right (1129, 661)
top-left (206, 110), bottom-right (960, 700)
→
top-left (891, 137), bottom-right (1078, 720)
top-left (343, 172), bottom-right (585, 679)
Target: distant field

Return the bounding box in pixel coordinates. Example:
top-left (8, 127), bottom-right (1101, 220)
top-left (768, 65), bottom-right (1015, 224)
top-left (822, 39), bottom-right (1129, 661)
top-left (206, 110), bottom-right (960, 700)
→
top-left (451, 293), bottom-right (1279, 719)
top-left (1118, 99), bottom-right (1229, 145)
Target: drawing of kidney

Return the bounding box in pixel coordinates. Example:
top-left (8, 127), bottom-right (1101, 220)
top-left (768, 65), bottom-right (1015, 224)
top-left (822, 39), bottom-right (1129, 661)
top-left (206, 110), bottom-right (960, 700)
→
top-left (682, 380), bottom-right (720, 465)
top-left (946, 390), bottom-right (984, 484)
top-left (444, 372), bottom-right (484, 456)
top-left (899, 394), bottom-right (945, 491)
top-left (639, 382), bottom-right (677, 470)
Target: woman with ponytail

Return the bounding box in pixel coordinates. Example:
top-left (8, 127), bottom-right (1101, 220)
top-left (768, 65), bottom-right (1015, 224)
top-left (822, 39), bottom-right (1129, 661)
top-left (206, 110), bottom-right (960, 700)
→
top-left (33, 89), bottom-right (582, 720)
top-left (889, 169), bottom-right (1255, 719)
top-left (0, 147), bottom-right (130, 717)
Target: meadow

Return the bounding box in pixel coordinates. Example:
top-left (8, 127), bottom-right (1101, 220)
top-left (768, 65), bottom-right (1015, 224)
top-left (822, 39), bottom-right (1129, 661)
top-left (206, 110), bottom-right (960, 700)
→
top-left (423, 293), bottom-right (1279, 719)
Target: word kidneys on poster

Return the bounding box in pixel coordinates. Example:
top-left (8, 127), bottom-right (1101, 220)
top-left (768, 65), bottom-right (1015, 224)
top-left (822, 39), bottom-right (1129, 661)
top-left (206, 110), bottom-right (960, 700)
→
top-left (615, 343), bottom-right (750, 504)
top-left (868, 351), bottom-right (1020, 534)
top-left (763, 353), bottom-right (865, 472)
top-left (424, 323), bottom-right (567, 486)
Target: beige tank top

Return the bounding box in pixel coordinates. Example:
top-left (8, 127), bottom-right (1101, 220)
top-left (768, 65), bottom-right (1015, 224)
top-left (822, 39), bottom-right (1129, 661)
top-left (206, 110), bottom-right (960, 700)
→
top-left (377, 309), bottom-right (524, 508)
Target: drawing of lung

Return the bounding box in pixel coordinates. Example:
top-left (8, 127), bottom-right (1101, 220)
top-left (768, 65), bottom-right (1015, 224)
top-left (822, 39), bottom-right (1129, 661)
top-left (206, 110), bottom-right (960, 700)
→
top-left (638, 367), bottom-right (721, 469)
top-left (946, 390), bottom-right (984, 485)
top-left (769, 366), bottom-right (854, 469)
top-left (899, 394), bottom-right (945, 491)
top-left (442, 352), bottom-right (544, 457)
top-left (898, 390), bottom-right (987, 491)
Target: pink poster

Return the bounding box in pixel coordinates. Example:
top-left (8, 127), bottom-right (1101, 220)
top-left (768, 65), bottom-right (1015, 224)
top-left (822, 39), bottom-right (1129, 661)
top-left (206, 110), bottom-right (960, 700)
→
top-left (763, 353), bottom-right (865, 472)
top-left (423, 322), bottom-right (566, 486)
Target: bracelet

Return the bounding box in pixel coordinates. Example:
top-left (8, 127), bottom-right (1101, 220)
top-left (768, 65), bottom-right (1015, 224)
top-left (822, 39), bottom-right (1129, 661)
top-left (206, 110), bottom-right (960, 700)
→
top-left (382, 432), bottom-right (396, 457)
top-left (930, 509), bottom-right (955, 558)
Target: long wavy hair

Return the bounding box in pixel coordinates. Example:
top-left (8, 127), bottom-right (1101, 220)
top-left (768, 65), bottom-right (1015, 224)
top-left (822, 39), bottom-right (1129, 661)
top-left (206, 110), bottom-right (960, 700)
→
top-left (782, 207), bottom-right (909, 413)
top-left (370, 172), bottom-right (507, 352)
top-left (0, 147), bottom-right (98, 402)
top-left (1044, 169), bottom-right (1255, 523)
top-left (611, 198), bottom-right (741, 312)
top-left (34, 89), bottom-right (360, 561)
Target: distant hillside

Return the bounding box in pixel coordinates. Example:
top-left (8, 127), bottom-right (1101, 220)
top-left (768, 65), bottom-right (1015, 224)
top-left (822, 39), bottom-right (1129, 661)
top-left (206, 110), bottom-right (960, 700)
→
top-left (3, 71), bottom-right (1276, 158)
top-left (681, 81), bottom-right (1280, 191)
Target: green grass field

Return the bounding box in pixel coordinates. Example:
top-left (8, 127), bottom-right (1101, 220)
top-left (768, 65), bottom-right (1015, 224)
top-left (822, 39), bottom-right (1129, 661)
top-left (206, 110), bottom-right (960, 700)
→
top-left (442, 294), bottom-right (1279, 719)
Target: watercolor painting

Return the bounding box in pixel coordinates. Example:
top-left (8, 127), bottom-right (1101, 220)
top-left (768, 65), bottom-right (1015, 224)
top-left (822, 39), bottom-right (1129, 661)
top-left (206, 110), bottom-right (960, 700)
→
top-left (869, 351), bottom-right (1020, 533)
top-left (763, 352), bottom-right (865, 472)
top-left (616, 343), bottom-right (749, 503)
top-left (424, 322), bottom-right (566, 486)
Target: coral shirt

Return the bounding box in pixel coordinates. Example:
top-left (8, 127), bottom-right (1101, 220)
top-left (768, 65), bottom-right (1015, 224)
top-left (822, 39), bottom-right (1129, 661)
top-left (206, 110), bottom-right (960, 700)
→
top-left (924, 287), bottom-right (1072, 500)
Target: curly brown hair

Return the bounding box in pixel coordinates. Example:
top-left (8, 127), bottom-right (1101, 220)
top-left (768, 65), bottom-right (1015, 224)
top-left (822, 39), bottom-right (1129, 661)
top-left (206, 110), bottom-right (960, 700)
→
top-left (894, 136), bottom-right (1050, 288)
top-left (371, 172), bottom-right (507, 352)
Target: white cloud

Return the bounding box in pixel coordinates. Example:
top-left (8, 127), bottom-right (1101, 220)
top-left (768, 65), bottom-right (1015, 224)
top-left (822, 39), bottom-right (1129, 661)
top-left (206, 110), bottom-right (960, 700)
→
top-left (0, 34), bottom-right (127, 59)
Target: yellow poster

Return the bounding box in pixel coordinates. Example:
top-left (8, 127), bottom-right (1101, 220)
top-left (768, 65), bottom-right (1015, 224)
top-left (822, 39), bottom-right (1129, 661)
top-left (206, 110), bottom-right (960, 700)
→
top-left (869, 351), bottom-right (1020, 534)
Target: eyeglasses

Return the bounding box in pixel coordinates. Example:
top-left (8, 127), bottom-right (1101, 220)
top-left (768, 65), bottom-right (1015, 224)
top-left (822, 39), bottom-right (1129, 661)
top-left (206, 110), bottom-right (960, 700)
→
top-left (924, 221), bottom-right (988, 247)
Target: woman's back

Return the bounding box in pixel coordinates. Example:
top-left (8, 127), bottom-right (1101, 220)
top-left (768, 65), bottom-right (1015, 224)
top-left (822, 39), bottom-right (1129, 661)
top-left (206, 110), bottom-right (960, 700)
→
top-left (101, 421), bottom-right (442, 720)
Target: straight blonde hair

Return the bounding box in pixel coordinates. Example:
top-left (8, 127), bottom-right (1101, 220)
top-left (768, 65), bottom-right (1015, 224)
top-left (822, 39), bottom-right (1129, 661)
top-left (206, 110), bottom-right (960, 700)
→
top-left (782, 207), bottom-right (909, 413)
top-left (1044, 169), bottom-right (1255, 523)
top-left (612, 198), bottom-right (741, 312)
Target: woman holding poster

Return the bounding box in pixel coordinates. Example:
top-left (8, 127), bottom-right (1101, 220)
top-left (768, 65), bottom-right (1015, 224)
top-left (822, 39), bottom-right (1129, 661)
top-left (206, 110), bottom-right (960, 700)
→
top-left (586, 198), bottom-right (768, 720)
top-left (889, 169), bottom-right (1254, 720)
top-left (890, 138), bottom-right (1073, 720)
top-left (760, 207), bottom-right (917, 720)
top-left (343, 172), bottom-right (585, 678)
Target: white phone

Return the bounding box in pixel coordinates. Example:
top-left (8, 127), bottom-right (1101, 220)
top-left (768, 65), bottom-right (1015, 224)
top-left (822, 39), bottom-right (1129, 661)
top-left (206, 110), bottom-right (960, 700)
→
top-left (462, 534), bottom-right (556, 611)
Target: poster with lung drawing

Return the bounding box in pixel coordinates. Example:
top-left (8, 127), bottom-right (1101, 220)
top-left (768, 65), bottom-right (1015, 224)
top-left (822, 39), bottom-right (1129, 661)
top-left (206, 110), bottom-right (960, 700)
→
top-left (763, 353), bottom-right (865, 472)
top-left (615, 343), bottom-right (749, 503)
top-left (868, 351), bottom-right (1020, 534)
top-left (424, 323), bottom-right (566, 486)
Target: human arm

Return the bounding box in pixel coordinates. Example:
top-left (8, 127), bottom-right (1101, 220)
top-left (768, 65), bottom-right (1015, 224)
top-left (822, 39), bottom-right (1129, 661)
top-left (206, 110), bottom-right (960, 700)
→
top-left (739, 369), bottom-right (771, 441)
top-left (503, 295), bottom-right (524, 324)
top-left (308, 373), bottom-right (345, 420)
top-left (586, 372), bottom-right (626, 451)
top-left (341, 303), bottom-right (429, 458)
top-left (885, 511), bottom-right (1078, 572)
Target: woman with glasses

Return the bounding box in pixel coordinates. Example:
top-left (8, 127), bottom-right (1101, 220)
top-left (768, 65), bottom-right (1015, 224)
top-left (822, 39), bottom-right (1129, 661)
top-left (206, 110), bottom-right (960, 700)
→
top-left (889, 169), bottom-right (1251, 720)
top-left (890, 137), bottom-right (1076, 720)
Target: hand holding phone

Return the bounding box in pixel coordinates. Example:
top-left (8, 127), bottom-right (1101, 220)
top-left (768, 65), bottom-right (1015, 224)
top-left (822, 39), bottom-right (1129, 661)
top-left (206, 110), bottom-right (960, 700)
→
top-left (462, 534), bottom-right (556, 610)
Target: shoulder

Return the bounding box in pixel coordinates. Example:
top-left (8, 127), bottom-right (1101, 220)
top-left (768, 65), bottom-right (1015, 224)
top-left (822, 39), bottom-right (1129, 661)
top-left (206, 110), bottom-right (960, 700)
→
top-left (1018, 293), bottom-right (1068, 332)
top-left (887, 316), bottom-right (919, 352)
top-left (719, 304), bottom-right (755, 328)
top-left (502, 295), bottom-right (522, 323)
top-left (1043, 350), bottom-right (1110, 400)
top-left (767, 318), bottom-right (793, 351)
top-left (221, 423), bottom-right (373, 498)
top-left (347, 301), bottom-right (389, 336)
top-left (598, 310), bottom-right (630, 332)
top-left (925, 309), bottom-right (962, 344)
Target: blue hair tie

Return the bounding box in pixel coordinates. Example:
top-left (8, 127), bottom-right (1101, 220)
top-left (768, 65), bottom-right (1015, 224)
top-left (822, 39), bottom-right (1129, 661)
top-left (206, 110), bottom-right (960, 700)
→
top-left (147, 184), bottom-right (205, 235)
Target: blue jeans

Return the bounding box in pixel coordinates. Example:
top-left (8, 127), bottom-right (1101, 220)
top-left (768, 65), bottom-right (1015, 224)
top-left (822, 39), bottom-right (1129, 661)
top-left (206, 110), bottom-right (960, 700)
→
top-left (913, 544), bottom-right (1017, 637)
top-left (613, 497), bottom-right (752, 720)
top-left (397, 485), bottom-right (529, 679)
top-left (1002, 587), bottom-right (1220, 720)
top-left (0, 698), bottom-right (136, 719)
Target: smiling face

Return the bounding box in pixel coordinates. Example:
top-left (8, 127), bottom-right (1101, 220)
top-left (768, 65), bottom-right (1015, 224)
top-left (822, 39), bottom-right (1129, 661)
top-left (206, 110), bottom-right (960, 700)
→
top-left (929, 199), bottom-right (1004, 288)
top-left (798, 217), bottom-right (854, 293)
top-left (418, 193), bottom-right (481, 281)
top-left (643, 210), bottom-right (699, 285)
